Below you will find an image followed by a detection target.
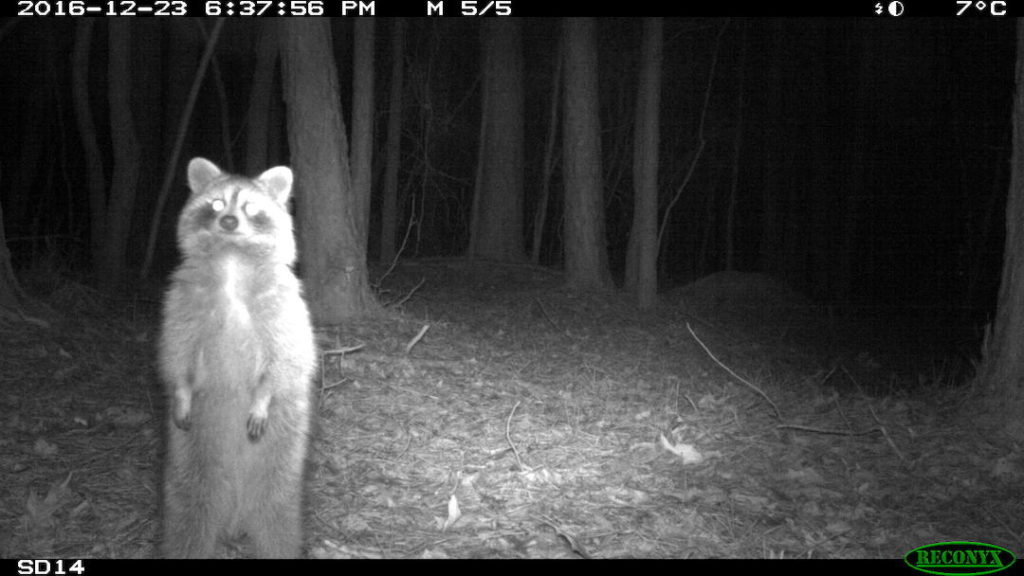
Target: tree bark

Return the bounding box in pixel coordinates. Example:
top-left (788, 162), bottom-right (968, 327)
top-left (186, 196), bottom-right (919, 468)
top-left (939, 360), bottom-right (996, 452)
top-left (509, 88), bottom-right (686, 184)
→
top-left (531, 36), bottom-right (563, 264)
top-left (97, 20), bottom-right (139, 294)
top-left (977, 19), bottom-right (1024, 440)
top-left (0, 192), bottom-right (25, 311)
top-left (725, 21), bottom-right (745, 272)
top-left (279, 19), bottom-right (379, 321)
top-left (380, 18), bottom-right (405, 264)
top-left (759, 20), bottom-right (784, 276)
top-left (561, 18), bottom-right (612, 290)
top-left (469, 18), bottom-right (526, 261)
top-left (351, 18), bottom-right (375, 245)
top-left (246, 19), bottom-right (277, 174)
top-left (131, 18), bottom-right (162, 272)
top-left (625, 18), bottom-right (662, 308)
top-left (72, 19), bottom-right (106, 267)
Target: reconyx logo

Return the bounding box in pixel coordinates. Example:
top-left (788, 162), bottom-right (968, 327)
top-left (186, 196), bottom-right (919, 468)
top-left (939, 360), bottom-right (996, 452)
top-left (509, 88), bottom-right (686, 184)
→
top-left (905, 542), bottom-right (1016, 576)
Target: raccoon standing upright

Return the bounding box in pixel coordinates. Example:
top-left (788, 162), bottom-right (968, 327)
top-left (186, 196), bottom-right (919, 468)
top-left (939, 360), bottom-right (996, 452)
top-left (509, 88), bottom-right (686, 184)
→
top-left (159, 157), bottom-right (317, 558)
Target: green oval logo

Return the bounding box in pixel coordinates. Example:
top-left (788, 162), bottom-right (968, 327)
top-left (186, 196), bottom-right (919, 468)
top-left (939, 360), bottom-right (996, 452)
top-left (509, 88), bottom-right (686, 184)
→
top-left (905, 542), bottom-right (1017, 576)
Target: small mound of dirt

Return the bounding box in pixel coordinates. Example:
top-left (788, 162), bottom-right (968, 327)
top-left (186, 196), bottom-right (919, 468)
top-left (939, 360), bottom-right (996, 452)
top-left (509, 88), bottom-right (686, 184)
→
top-left (667, 271), bottom-right (819, 326)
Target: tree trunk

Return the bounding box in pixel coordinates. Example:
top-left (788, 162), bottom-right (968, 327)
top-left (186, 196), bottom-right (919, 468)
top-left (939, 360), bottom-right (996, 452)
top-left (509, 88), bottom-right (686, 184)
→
top-left (759, 20), bottom-right (784, 276)
top-left (351, 18), bottom-right (375, 245)
top-left (140, 19), bottom-right (221, 280)
top-left (977, 19), bottom-right (1024, 441)
top-left (13, 61), bottom-right (47, 256)
top-left (197, 19), bottom-right (233, 172)
top-left (0, 192), bottom-right (25, 311)
top-left (625, 18), bottom-right (662, 308)
top-left (72, 18), bottom-right (106, 267)
top-left (725, 21), bottom-right (745, 272)
top-left (380, 18), bottom-right (405, 264)
top-left (698, 165), bottom-right (720, 275)
top-left (279, 19), bottom-right (379, 322)
top-left (131, 18), bottom-right (162, 272)
top-left (246, 19), bottom-right (277, 174)
top-left (531, 36), bottom-right (563, 265)
top-left (161, 19), bottom-right (199, 246)
top-left (561, 18), bottom-right (612, 290)
top-left (97, 20), bottom-right (139, 294)
top-left (469, 18), bottom-right (525, 261)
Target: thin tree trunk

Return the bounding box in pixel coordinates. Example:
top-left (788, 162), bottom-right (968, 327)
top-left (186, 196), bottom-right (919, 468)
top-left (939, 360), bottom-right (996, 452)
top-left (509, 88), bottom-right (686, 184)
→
top-left (351, 18), bottom-right (375, 245)
top-left (72, 18), bottom-right (106, 266)
top-left (14, 68), bottom-right (47, 254)
top-left (725, 22), bottom-right (746, 272)
top-left (279, 19), bottom-right (379, 321)
top-left (532, 36), bottom-right (563, 264)
top-left (141, 19), bottom-right (222, 280)
top-left (658, 19), bottom-right (727, 256)
top-left (97, 20), bottom-right (139, 294)
top-left (0, 192), bottom-right (25, 310)
top-left (625, 18), bottom-right (662, 308)
top-left (158, 19), bottom-right (199, 257)
top-left (759, 21), bottom-right (783, 275)
top-left (562, 18), bottom-right (612, 290)
top-left (131, 18), bottom-right (162, 271)
top-left (698, 166), bottom-right (719, 275)
top-left (193, 19), bottom-right (233, 171)
top-left (246, 19), bottom-right (277, 174)
top-left (469, 60), bottom-right (487, 256)
top-left (380, 18), bottom-right (404, 264)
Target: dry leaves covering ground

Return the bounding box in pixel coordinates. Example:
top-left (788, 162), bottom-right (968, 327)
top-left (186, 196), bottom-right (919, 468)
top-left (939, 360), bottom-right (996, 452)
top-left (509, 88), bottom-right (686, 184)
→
top-left (0, 260), bottom-right (1021, 558)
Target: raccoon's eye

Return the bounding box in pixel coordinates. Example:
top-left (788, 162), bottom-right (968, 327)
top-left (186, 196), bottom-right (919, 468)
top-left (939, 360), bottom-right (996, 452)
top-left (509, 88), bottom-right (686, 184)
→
top-left (211, 199), bottom-right (226, 212)
top-left (243, 202), bottom-right (261, 218)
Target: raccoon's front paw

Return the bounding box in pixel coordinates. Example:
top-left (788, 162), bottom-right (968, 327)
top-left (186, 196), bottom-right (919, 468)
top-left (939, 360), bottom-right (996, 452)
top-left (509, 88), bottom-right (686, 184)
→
top-left (173, 388), bottom-right (192, 431)
top-left (247, 390), bottom-right (273, 441)
top-left (246, 410), bottom-right (267, 441)
top-left (173, 410), bottom-right (192, 431)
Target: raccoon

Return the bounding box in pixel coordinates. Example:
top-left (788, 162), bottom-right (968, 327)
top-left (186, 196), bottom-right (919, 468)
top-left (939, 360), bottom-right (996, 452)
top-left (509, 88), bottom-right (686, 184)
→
top-left (159, 157), bottom-right (317, 558)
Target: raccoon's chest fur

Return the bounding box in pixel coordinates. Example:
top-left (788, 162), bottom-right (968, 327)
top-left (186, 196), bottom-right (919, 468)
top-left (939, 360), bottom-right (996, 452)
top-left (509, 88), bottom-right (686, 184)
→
top-left (219, 255), bottom-right (252, 327)
top-left (177, 253), bottom-right (275, 390)
top-left (205, 257), bottom-right (265, 385)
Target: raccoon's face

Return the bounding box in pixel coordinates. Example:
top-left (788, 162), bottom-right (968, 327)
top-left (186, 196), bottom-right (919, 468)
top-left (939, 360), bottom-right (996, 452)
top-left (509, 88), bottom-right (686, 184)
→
top-left (177, 158), bottom-right (297, 265)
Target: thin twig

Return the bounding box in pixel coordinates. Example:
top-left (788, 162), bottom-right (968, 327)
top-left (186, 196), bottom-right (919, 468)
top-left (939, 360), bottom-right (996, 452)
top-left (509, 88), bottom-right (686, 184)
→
top-left (404, 324), bottom-right (429, 354)
top-left (322, 343), bottom-right (366, 356)
top-left (867, 403), bottom-right (905, 461)
top-left (841, 365), bottom-right (905, 460)
top-left (505, 401), bottom-right (526, 471)
top-left (391, 277), bottom-right (426, 308)
top-left (537, 515), bottom-right (593, 559)
top-left (776, 423), bottom-right (882, 436)
top-left (686, 322), bottom-right (780, 418)
top-left (377, 215), bottom-right (417, 288)
top-left (319, 343), bottom-right (364, 396)
top-left (533, 297), bottom-right (558, 329)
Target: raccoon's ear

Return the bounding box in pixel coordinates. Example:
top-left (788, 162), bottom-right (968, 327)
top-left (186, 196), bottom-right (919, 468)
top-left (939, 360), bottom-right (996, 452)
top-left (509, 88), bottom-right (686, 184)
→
top-left (187, 158), bottom-right (223, 193)
top-left (257, 166), bottom-right (294, 204)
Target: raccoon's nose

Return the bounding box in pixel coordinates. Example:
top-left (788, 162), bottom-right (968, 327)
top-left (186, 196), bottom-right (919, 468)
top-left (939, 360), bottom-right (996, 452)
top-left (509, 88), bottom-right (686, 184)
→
top-left (219, 215), bottom-right (239, 231)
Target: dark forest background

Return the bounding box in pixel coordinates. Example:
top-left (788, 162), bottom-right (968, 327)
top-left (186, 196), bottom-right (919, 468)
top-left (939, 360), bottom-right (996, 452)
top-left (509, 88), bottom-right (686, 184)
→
top-left (0, 18), bottom-right (1015, 321)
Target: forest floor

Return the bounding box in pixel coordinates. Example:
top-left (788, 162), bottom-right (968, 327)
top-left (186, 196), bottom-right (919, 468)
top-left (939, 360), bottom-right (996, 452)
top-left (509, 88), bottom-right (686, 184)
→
top-left (0, 259), bottom-right (1021, 559)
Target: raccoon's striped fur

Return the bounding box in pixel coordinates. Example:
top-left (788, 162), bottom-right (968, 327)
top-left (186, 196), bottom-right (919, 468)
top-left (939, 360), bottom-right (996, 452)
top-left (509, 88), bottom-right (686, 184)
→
top-left (159, 157), bottom-right (317, 558)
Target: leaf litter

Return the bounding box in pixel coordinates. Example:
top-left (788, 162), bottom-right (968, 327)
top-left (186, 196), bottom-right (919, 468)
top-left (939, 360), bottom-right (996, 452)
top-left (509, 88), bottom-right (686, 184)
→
top-left (0, 262), bottom-right (1020, 558)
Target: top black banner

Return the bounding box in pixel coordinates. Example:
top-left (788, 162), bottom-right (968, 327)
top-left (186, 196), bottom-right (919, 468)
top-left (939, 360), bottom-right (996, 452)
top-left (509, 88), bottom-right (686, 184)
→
top-left (9, 0), bottom-right (1020, 17)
